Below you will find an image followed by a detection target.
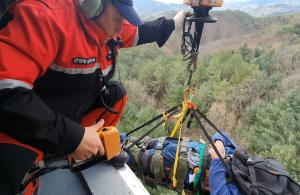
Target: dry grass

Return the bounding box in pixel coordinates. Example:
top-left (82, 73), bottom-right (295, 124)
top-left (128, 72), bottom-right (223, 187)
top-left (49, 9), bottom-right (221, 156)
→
top-left (124, 80), bottom-right (157, 106)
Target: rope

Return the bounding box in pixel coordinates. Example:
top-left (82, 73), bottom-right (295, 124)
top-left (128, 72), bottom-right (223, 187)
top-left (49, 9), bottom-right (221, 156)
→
top-left (170, 88), bottom-right (193, 137)
top-left (169, 88), bottom-right (194, 191)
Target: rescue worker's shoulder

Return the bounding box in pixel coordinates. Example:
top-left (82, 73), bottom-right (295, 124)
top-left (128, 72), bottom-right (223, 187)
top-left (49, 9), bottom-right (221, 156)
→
top-left (14, 0), bottom-right (73, 13)
top-left (120, 20), bottom-right (138, 48)
top-left (12, 0), bottom-right (77, 33)
top-left (121, 20), bottom-right (137, 31)
top-left (36, 0), bottom-right (73, 10)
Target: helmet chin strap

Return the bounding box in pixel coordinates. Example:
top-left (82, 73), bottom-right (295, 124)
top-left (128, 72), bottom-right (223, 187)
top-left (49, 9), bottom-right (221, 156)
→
top-left (78, 0), bottom-right (105, 19)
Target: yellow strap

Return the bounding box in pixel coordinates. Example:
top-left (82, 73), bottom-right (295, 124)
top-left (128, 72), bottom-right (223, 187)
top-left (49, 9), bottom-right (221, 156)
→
top-left (170, 106), bottom-right (188, 137)
top-left (170, 88), bottom-right (195, 193)
top-left (171, 122), bottom-right (183, 188)
top-left (170, 89), bottom-right (190, 138)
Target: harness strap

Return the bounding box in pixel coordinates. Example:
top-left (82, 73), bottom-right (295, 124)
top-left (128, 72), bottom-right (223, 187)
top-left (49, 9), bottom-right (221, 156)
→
top-left (176, 138), bottom-right (190, 193)
top-left (152, 154), bottom-right (163, 184)
top-left (170, 89), bottom-right (193, 138)
top-left (175, 156), bottom-right (189, 193)
top-left (180, 137), bottom-right (190, 158)
top-left (193, 143), bottom-right (206, 195)
top-left (169, 163), bottom-right (175, 180)
top-left (156, 137), bottom-right (165, 150)
top-left (164, 138), bottom-right (189, 193)
top-left (151, 137), bottom-right (166, 184)
top-left (137, 148), bottom-right (145, 182)
top-left (248, 159), bottom-right (259, 195)
top-left (169, 89), bottom-right (193, 191)
top-left (199, 147), bottom-right (209, 193)
top-left (171, 123), bottom-right (184, 188)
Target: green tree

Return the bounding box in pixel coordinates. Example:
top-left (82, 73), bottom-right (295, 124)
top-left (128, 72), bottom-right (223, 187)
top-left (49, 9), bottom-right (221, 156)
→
top-left (243, 88), bottom-right (300, 181)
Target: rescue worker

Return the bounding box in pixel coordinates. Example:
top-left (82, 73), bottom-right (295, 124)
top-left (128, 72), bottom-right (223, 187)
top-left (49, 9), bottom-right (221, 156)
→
top-left (0, 0), bottom-right (191, 194)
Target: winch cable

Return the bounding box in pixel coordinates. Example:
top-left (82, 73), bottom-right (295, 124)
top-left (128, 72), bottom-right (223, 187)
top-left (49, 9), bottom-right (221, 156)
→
top-left (182, 7), bottom-right (215, 88)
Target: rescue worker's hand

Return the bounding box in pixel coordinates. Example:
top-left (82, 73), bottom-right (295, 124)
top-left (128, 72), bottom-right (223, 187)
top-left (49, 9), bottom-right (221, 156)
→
top-left (71, 119), bottom-right (105, 160)
top-left (209, 140), bottom-right (226, 160)
top-left (173, 10), bottom-right (192, 30)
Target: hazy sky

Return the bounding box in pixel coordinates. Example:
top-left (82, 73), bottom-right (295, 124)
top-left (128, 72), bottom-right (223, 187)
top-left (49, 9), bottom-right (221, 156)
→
top-left (155, 0), bottom-right (246, 4)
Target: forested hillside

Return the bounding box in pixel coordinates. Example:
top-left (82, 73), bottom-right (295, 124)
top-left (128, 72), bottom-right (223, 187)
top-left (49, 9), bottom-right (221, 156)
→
top-left (117, 11), bottom-right (300, 191)
top-left (163, 11), bottom-right (300, 55)
top-left (223, 0), bottom-right (300, 16)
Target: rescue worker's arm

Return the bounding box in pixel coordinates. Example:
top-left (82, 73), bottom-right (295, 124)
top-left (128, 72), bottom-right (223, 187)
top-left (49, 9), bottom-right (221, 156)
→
top-left (208, 142), bottom-right (240, 195)
top-left (120, 17), bottom-right (174, 48)
top-left (136, 17), bottom-right (175, 47)
top-left (121, 11), bottom-right (191, 48)
top-left (0, 2), bottom-right (83, 154)
top-left (136, 10), bottom-right (192, 47)
top-left (208, 159), bottom-right (240, 195)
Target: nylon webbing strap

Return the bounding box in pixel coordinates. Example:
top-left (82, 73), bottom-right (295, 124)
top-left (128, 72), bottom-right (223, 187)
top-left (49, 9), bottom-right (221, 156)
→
top-left (170, 107), bottom-right (188, 138)
top-left (171, 123), bottom-right (184, 189)
top-left (170, 89), bottom-right (192, 138)
top-left (169, 164), bottom-right (175, 179)
top-left (248, 159), bottom-right (259, 195)
top-left (151, 137), bottom-right (166, 184)
top-left (156, 137), bottom-right (165, 150)
top-left (137, 148), bottom-right (145, 182)
top-left (170, 89), bottom-right (194, 192)
top-left (152, 154), bottom-right (163, 184)
top-left (160, 156), bottom-right (166, 179)
top-left (193, 143), bottom-right (206, 195)
top-left (180, 138), bottom-right (190, 158)
top-left (175, 156), bottom-right (189, 193)
top-left (199, 148), bottom-right (209, 193)
top-left (176, 138), bottom-right (190, 193)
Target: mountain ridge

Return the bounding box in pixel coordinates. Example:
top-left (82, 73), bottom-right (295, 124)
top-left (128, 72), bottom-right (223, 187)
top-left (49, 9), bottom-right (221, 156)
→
top-left (134, 0), bottom-right (300, 17)
top-left (159, 11), bottom-right (300, 56)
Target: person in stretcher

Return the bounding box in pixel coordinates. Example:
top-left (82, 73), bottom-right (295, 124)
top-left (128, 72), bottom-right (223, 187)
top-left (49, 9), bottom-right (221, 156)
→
top-left (124, 132), bottom-right (300, 195)
top-left (125, 132), bottom-right (239, 195)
